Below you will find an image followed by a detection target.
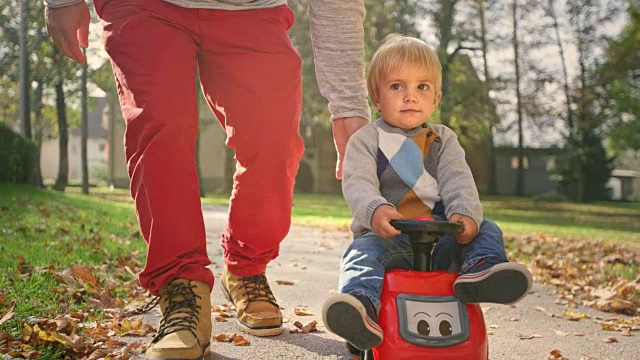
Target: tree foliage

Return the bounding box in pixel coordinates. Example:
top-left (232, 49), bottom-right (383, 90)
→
top-left (598, 4), bottom-right (640, 152)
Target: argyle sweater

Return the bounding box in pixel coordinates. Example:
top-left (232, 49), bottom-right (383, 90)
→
top-left (342, 119), bottom-right (483, 237)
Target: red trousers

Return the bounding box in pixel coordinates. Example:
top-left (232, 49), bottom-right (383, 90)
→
top-left (94, 0), bottom-right (304, 295)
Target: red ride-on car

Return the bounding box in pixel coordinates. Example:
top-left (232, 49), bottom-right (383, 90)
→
top-left (358, 218), bottom-right (488, 360)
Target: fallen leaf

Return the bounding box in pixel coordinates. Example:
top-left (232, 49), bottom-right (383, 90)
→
top-left (517, 333), bottom-right (542, 340)
top-left (276, 280), bottom-right (295, 285)
top-left (0, 302), bottom-right (15, 325)
top-left (212, 333), bottom-right (251, 346)
top-left (604, 336), bottom-right (618, 343)
top-left (548, 349), bottom-right (569, 360)
top-left (294, 307), bottom-right (314, 316)
top-left (290, 320), bottom-right (318, 333)
top-left (554, 330), bottom-right (569, 336)
top-left (562, 309), bottom-right (590, 321)
top-left (232, 335), bottom-right (250, 346)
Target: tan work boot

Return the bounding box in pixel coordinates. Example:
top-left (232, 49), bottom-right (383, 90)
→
top-left (145, 279), bottom-right (212, 359)
top-left (221, 268), bottom-right (283, 336)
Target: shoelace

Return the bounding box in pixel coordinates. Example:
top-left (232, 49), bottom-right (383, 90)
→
top-left (240, 273), bottom-right (278, 306)
top-left (144, 281), bottom-right (202, 344)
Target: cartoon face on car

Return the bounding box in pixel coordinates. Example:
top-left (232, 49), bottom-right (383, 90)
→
top-left (397, 294), bottom-right (470, 347)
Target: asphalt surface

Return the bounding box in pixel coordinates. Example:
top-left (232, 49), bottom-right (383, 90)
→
top-left (135, 205), bottom-right (639, 360)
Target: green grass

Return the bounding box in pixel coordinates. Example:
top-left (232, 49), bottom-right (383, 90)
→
top-left (202, 192), bottom-right (640, 245)
top-left (0, 183), bottom-right (145, 347)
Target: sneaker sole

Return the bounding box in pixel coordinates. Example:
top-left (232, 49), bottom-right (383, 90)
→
top-left (220, 277), bottom-right (283, 337)
top-left (322, 294), bottom-right (383, 351)
top-left (454, 262), bottom-right (533, 304)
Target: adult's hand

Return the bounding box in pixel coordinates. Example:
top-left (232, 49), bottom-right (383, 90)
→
top-left (332, 116), bottom-right (368, 180)
top-left (45, 2), bottom-right (90, 64)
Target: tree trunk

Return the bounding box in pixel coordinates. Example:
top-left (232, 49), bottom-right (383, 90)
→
top-left (548, 0), bottom-right (573, 134)
top-left (512, 0), bottom-right (525, 196)
top-left (53, 79), bottom-right (68, 192)
top-left (479, 0), bottom-right (497, 195)
top-left (31, 78), bottom-right (44, 188)
top-left (436, 0), bottom-right (458, 127)
top-left (19, 0), bottom-right (31, 140)
top-left (81, 48), bottom-right (89, 194)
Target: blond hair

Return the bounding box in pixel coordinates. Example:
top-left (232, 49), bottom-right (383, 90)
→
top-left (367, 34), bottom-right (442, 101)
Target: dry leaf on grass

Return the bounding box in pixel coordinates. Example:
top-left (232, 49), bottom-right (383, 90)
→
top-left (0, 302), bottom-right (15, 326)
top-left (604, 336), bottom-right (618, 343)
top-left (508, 233), bottom-right (639, 316)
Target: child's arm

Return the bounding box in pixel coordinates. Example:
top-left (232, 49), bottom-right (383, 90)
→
top-left (434, 125), bottom-right (484, 239)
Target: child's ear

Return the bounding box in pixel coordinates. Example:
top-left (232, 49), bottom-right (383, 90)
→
top-left (372, 96), bottom-right (381, 112)
top-left (434, 91), bottom-right (442, 105)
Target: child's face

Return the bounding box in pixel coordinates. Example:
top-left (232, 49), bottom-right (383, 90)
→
top-left (373, 63), bottom-right (441, 131)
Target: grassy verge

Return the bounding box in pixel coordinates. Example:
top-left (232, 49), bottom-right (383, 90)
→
top-left (0, 183), bottom-right (145, 358)
top-left (201, 193), bottom-right (640, 245)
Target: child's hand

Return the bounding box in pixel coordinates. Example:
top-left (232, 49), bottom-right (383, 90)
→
top-left (371, 205), bottom-right (405, 238)
top-left (449, 214), bottom-right (477, 244)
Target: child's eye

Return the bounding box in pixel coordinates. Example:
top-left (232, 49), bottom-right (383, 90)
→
top-left (390, 83), bottom-right (402, 90)
top-left (418, 84), bottom-right (429, 91)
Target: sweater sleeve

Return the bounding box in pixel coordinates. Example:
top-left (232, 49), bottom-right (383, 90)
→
top-left (44, 0), bottom-right (84, 8)
top-left (309, 0), bottom-right (370, 121)
top-left (434, 125), bottom-right (483, 232)
top-left (342, 124), bottom-right (392, 233)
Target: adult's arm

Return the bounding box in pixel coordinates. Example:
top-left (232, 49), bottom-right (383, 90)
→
top-left (309, 0), bottom-right (371, 179)
top-left (44, 0), bottom-right (90, 64)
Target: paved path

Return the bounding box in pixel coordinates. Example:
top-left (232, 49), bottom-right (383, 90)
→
top-left (137, 205), bottom-right (638, 360)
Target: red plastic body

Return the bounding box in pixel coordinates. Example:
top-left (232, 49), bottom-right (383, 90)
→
top-left (373, 270), bottom-right (488, 360)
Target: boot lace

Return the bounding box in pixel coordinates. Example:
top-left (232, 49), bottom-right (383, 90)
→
top-left (148, 281), bottom-right (202, 344)
top-left (240, 273), bottom-right (278, 307)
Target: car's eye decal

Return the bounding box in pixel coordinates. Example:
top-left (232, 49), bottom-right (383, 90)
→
top-left (417, 319), bottom-right (431, 336)
top-left (439, 319), bottom-right (452, 336)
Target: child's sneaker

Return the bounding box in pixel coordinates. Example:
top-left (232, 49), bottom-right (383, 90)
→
top-left (322, 293), bottom-right (383, 351)
top-left (454, 259), bottom-right (532, 304)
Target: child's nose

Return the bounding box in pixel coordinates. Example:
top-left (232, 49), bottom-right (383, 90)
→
top-left (404, 91), bottom-right (417, 103)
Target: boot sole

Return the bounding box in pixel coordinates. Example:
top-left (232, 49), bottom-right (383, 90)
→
top-left (146, 341), bottom-right (211, 360)
top-left (221, 276), bottom-right (283, 337)
top-left (454, 262), bottom-right (533, 304)
top-left (322, 294), bottom-right (383, 351)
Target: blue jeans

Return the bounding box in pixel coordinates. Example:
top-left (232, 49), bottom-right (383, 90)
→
top-left (338, 218), bottom-right (508, 311)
